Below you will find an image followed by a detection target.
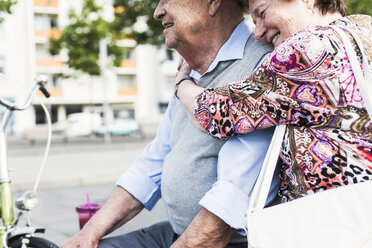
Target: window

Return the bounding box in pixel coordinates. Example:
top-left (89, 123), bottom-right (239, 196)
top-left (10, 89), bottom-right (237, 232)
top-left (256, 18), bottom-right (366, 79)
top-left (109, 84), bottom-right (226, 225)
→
top-left (159, 102), bottom-right (169, 114)
top-left (166, 49), bottom-right (174, 61)
top-left (34, 14), bottom-right (50, 30)
top-left (52, 74), bottom-right (60, 87)
top-left (50, 17), bottom-right (58, 28)
top-left (34, 14), bottom-right (58, 30)
top-left (36, 44), bottom-right (49, 58)
top-left (125, 48), bottom-right (136, 60)
top-left (117, 75), bottom-right (136, 88)
top-left (0, 56), bottom-right (5, 74)
top-left (35, 104), bottom-right (59, 124)
top-left (114, 109), bottom-right (135, 119)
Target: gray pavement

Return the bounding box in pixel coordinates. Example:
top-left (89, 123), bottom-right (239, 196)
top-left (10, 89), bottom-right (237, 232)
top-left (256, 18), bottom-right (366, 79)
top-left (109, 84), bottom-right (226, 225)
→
top-left (8, 135), bottom-right (150, 191)
top-left (7, 135), bottom-right (168, 246)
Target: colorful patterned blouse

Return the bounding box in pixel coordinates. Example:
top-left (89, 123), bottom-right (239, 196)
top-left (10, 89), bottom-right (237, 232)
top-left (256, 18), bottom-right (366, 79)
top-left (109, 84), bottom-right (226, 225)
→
top-left (194, 15), bottom-right (372, 201)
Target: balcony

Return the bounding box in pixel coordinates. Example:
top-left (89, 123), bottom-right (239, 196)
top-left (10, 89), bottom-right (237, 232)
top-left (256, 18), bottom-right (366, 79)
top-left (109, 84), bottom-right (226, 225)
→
top-left (33, 0), bottom-right (58, 8)
top-left (115, 59), bottom-right (137, 75)
top-left (37, 87), bottom-right (62, 97)
top-left (33, 0), bottom-right (59, 14)
top-left (120, 59), bottom-right (136, 68)
top-left (48, 28), bottom-right (61, 40)
top-left (35, 28), bottom-right (61, 43)
top-left (36, 57), bottom-right (64, 74)
top-left (117, 87), bottom-right (138, 96)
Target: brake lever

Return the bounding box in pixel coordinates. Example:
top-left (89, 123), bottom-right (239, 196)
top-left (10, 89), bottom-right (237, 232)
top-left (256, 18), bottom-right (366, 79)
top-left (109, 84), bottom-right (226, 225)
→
top-left (35, 75), bottom-right (50, 98)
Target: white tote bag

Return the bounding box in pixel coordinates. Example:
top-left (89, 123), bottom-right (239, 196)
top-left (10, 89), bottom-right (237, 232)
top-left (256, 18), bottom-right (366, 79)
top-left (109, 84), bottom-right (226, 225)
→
top-left (246, 25), bottom-right (372, 248)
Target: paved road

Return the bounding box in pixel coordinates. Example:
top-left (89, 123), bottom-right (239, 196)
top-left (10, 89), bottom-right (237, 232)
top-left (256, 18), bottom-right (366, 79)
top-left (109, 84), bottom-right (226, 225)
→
top-left (8, 135), bottom-right (168, 246)
top-left (16, 184), bottom-right (167, 246)
top-left (8, 135), bottom-right (150, 191)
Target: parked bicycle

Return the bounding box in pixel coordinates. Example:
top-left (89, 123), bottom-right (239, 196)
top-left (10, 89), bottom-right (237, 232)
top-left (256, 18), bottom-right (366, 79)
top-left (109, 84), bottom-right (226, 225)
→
top-left (0, 75), bottom-right (58, 248)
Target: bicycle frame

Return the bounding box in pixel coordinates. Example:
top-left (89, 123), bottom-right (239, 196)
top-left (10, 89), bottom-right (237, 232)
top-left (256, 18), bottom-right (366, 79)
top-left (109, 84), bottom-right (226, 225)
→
top-left (0, 107), bottom-right (15, 245)
top-left (1, 106), bottom-right (13, 211)
top-left (0, 78), bottom-right (50, 248)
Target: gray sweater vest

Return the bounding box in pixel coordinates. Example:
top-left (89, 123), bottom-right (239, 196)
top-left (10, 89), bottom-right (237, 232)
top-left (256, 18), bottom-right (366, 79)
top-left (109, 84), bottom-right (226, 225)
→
top-left (161, 34), bottom-right (272, 239)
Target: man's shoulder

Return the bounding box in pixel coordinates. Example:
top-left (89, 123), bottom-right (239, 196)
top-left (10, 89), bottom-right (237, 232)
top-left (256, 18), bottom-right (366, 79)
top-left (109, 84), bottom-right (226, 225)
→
top-left (201, 35), bottom-right (273, 87)
top-left (244, 33), bottom-right (273, 59)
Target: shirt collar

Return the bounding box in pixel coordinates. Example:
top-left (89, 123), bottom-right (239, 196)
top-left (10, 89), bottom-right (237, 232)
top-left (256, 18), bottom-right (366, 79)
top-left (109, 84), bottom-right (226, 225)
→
top-left (189, 19), bottom-right (252, 81)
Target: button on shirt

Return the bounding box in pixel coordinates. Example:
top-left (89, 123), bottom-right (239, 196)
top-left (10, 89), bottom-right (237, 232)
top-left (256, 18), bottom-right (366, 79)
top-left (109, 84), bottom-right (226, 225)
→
top-left (117, 20), bottom-right (279, 235)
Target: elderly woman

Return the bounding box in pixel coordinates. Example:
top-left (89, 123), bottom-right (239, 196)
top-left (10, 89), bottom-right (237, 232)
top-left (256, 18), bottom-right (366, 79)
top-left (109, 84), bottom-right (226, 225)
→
top-left (175, 0), bottom-right (372, 202)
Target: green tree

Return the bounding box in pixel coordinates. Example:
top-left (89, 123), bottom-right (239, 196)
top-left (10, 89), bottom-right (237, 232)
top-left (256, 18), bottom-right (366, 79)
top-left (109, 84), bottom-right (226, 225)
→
top-left (112, 0), bottom-right (164, 46)
top-left (49, 0), bottom-right (125, 76)
top-left (0, 0), bottom-right (17, 22)
top-left (347, 0), bottom-right (372, 16)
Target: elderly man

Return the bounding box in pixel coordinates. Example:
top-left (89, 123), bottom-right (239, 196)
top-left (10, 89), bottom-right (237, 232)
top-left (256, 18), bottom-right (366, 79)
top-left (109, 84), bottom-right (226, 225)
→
top-left (62, 0), bottom-right (276, 247)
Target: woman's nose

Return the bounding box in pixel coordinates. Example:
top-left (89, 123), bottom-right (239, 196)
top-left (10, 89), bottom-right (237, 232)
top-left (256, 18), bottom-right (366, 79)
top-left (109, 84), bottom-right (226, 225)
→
top-left (254, 21), bottom-right (267, 41)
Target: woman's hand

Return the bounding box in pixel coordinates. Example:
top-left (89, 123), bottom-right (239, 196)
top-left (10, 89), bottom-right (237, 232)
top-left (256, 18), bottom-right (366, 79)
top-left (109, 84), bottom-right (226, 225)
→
top-left (175, 58), bottom-right (192, 83)
top-left (174, 58), bottom-right (194, 99)
top-left (173, 58), bottom-right (206, 132)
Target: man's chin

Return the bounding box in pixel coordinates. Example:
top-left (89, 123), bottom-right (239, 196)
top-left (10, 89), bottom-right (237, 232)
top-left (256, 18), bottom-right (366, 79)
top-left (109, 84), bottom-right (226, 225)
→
top-left (164, 37), bottom-right (176, 49)
top-left (165, 35), bottom-right (176, 49)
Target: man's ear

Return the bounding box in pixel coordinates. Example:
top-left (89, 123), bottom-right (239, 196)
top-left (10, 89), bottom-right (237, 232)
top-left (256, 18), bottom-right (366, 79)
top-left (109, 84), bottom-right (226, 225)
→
top-left (208, 0), bottom-right (222, 16)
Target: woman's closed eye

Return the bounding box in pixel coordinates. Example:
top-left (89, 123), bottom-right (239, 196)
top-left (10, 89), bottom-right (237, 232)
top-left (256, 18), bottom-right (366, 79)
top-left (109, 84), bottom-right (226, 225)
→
top-left (259, 5), bottom-right (269, 18)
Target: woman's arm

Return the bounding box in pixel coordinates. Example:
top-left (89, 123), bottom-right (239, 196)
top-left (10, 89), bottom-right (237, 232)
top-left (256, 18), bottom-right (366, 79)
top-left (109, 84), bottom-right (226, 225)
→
top-left (177, 33), bottom-right (338, 139)
top-left (174, 60), bottom-right (207, 131)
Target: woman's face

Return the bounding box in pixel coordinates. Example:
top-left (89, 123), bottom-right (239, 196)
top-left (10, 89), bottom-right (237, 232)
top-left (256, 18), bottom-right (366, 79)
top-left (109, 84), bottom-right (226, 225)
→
top-left (250, 0), bottom-right (314, 47)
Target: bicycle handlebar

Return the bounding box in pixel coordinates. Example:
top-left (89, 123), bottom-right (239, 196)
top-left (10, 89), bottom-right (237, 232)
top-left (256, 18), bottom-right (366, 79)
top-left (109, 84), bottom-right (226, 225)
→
top-left (35, 74), bottom-right (50, 98)
top-left (0, 75), bottom-right (50, 111)
top-left (39, 84), bottom-right (50, 98)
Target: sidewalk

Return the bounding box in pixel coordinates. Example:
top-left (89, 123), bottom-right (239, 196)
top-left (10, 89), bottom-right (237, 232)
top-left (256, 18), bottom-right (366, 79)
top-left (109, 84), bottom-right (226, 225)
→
top-left (22, 184), bottom-right (167, 246)
top-left (8, 135), bottom-right (151, 191)
top-left (8, 135), bottom-right (168, 246)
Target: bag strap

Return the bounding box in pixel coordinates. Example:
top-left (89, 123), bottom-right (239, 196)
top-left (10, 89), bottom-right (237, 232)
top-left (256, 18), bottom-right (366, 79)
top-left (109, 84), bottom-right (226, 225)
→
top-left (329, 25), bottom-right (372, 117)
top-left (246, 125), bottom-right (285, 247)
top-left (247, 24), bottom-right (372, 213)
top-left (247, 125), bottom-right (285, 211)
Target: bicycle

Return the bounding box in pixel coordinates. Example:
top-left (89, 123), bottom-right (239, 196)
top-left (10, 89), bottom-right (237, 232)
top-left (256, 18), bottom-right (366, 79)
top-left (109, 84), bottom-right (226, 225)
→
top-left (0, 75), bottom-right (58, 248)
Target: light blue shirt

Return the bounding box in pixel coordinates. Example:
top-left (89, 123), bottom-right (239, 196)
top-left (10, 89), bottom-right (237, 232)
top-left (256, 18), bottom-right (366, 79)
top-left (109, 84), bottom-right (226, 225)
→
top-left (117, 20), bottom-right (279, 235)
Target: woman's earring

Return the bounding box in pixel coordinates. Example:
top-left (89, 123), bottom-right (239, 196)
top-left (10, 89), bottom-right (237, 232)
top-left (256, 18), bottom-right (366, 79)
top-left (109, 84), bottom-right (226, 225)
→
top-left (311, 8), bottom-right (315, 14)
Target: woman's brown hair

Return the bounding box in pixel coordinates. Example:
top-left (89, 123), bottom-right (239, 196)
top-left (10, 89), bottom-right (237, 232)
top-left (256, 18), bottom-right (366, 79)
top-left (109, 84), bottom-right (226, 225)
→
top-left (314, 0), bottom-right (347, 16)
top-left (244, 0), bottom-right (347, 16)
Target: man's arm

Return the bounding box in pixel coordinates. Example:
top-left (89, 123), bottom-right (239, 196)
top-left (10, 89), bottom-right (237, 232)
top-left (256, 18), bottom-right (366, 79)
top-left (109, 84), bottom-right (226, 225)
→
top-left (61, 187), bottom-right (144, 248)
top-left (198, 128), bottom-right (279, 234)
top-left (171, 208), bottom-right (236, 248)
top-left (62, 97), bottom-right (176, 248)
top-left (171, 128), bottom-right (277, 248)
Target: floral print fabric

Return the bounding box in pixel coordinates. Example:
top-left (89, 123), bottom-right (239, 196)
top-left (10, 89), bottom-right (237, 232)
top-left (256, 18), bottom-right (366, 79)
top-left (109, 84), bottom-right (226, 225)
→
top-left (194, 15), bottom-right (372, 201)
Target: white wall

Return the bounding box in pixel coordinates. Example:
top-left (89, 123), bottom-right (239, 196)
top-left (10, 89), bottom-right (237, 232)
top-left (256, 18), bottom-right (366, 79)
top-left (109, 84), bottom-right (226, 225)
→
top-left (1, 0), bottom-right (36, 134)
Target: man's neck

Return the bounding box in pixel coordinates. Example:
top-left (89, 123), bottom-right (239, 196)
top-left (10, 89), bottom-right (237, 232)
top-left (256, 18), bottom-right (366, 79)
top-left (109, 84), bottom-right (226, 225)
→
top-left (180, 19), bottom-right (243, 75)
top-left (179, 44), bottom-right (219, 75)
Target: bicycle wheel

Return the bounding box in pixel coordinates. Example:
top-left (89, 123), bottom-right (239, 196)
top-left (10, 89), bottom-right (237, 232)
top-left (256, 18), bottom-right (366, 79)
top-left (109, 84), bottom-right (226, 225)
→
top-left (8, 236), bottom-right (58, 248)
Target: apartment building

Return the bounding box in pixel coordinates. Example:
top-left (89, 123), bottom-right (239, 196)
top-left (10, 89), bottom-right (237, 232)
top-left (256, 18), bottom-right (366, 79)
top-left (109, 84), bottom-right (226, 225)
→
top-left (0, 0), bottom-right (177, 135)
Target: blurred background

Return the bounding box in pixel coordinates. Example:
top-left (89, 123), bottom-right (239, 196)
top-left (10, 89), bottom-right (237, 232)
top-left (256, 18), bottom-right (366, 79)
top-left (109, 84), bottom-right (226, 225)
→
top-left (0, 0), bottom-right (370, 246)
top-left (0, 0), bottom-right (181, 140)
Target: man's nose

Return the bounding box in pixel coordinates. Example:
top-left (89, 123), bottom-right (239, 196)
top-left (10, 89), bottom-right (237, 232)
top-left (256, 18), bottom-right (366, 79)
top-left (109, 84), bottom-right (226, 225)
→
top-left (254, 21), bottom-right (267, 41)
top-left (154, 0), bottom-right (166, 20)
